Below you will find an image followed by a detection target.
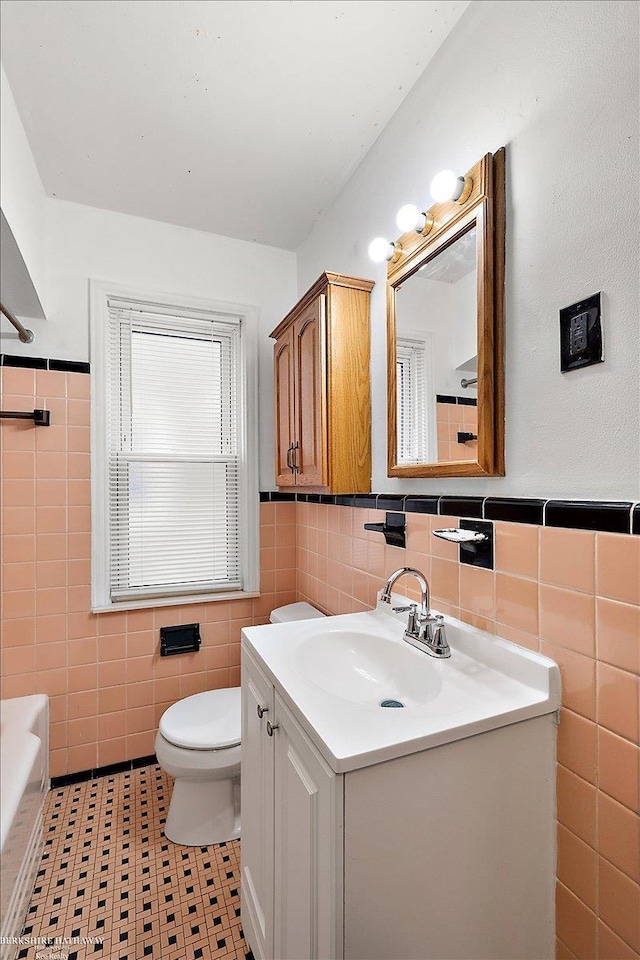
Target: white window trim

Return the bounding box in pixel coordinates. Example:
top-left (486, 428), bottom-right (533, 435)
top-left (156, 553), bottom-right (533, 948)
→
top-left (90, 280), bottom-right (259, 612)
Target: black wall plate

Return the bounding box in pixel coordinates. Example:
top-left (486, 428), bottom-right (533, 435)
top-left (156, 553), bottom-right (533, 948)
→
top-left (459, 519), bottom-right (494, 570)
top-left (559, 292), bottom-right (603, 372)
top-left (160, 623), bottom-right (201, 656)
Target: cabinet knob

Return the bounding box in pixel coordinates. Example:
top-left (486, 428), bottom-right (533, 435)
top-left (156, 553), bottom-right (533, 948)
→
top-left (257, 704), bottom-right (269, 719)
top-left (266, 720), bottom-right (279, 737)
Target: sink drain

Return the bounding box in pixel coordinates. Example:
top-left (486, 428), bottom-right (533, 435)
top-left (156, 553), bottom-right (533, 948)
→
top-left (380, 699), bottom-right (405, 708)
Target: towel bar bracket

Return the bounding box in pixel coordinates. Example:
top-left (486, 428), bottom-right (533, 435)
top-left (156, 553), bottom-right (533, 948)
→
top-left (0, 409), bottom-right (51, 426)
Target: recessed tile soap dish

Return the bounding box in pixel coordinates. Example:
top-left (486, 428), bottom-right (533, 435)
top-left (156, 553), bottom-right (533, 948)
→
top-left (433, 520), bottom-right (494, 570)
top-left (432, 528), bottom-right (488, 544)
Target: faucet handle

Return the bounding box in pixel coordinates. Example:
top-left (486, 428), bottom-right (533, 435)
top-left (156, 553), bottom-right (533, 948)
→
top-left (392, 603), bottom-right (416, 613)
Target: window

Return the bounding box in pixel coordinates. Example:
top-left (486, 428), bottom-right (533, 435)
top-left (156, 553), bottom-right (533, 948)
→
top-left (91, 284), bottom-right (258, 610)
top-left (396, 336), bottom-right (436, 464)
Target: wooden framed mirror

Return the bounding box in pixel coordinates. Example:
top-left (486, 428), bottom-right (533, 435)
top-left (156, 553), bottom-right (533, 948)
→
top-left (387, 149), bottom-right (505, 478)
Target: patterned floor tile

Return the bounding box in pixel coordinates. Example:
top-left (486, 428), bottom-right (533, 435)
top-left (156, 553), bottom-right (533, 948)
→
top-left (19, 766), bottom-right (253, 960)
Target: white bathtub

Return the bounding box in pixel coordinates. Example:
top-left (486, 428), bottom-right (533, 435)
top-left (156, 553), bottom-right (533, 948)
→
top-left (0, 695), bottom-right (49, 960)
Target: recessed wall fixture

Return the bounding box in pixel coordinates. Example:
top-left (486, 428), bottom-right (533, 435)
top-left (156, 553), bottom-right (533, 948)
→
top-left (368, 237), bottom-right (402, 263)
top-left (395, 204), bottom-right (435, 236)
top-left (429, 169), bottom-right (473, 204)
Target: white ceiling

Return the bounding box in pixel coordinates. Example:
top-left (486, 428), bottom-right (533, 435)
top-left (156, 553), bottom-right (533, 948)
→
top-left (1, 0), bottom-right (470, 250)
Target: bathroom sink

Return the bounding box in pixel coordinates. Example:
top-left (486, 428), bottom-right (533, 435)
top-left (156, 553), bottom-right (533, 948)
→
top-left (294, 629), bottom-right (443, 706)
top-left (241, 598), bottom-right (561, 773)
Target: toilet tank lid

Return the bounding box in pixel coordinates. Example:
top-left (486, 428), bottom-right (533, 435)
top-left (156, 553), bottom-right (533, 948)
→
top-left (270, 602), bottom-right (325, 623)
top-left (159, 687), bottom-right (240, 750)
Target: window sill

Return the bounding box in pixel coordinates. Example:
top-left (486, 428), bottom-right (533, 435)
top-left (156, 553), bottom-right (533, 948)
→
top-left (91, 590), bottom-right (260, 614)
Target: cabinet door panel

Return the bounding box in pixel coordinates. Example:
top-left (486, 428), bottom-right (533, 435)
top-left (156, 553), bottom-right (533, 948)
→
top-left (293, 296), bottom-right (327, 488)
top-left (274, 326), bottom-right (296, 487)
top-left (241, 652), bottom-right (275, 960)
top-left (273, 695), bottom-right (343, 960)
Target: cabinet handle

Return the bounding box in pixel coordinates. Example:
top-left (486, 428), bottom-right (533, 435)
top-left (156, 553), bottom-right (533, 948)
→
top-left (257, 704), bottom-right (268, 719)
top-left (292, 441), bottom-right (299, 473)
top-left (286, 443), bottom-right (295, 473)
top-left (266, 720), bottom-right (279, 737)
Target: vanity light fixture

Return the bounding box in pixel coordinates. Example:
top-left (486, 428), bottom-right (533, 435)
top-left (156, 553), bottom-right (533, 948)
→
top-left (395, 204), bottom-right (435, 236)
top-left (368, 237), bottom-right (402, 263)
top-left (430, 169), bottom-right (473, 204)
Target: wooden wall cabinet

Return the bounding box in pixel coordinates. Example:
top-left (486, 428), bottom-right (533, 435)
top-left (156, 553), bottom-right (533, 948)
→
top-left (270, 273), bottom-right (374, 493)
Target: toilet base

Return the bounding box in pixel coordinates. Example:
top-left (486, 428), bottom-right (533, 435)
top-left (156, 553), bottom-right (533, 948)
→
top-left (164, 775), bottom-right (241, 846)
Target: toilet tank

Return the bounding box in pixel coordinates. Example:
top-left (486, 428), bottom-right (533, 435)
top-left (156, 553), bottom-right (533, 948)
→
top-left (269, 602), bottom-right (325, 624)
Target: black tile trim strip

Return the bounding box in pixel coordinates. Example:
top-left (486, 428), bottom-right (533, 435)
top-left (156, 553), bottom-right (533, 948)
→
top-left (51, 754), bottom-right (157, 788)
top-left (1, 353), bottom-right (90, 374)
top-left (404, 496), bottom-right (440, 514)
top-left (375, 494), bottom-right (406, 510)
top-left (436, 394), bottom-right (457, 404)
top-left (49, 358), bottom-right (91, 374)
top-left (545, 500), bottom-right (633, 534)
top-left (484, 498), bottom-right (546, 525)
top-left (1, 354), bottom-right (48, 369)
top-left (260, 492), bottom-right (637, 534)
top-left (439, 496), bottom-right (485, 518)
top-left (435, 394), bottom-right (477, 407)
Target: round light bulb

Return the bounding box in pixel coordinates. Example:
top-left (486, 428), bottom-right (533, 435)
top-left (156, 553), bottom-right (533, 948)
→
top-left (430, 169), bottom-right (459, 202)
top-left (368, 237), bottom-right (394, 263)
top-left (396, 204), bottom-right (422, 233)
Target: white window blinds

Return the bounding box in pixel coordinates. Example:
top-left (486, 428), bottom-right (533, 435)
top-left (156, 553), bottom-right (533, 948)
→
top-left (397, 338), bottom-right (429, 465)
top-left (106, 299), bottom-right (243, 602)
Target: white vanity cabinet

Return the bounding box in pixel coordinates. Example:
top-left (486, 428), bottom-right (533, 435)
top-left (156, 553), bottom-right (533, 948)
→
top-left (241, 651), bottom-right (343, 960)
top-left (241, 611), bottom-right (560, 960)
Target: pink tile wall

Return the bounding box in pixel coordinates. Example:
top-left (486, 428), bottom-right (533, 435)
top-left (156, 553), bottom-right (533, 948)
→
top-left (2, 364), bottom-right (638, 959)
top-left (295, 501), bottom-right (640, 960)
top-left (0, 367), bottom-right (296, 777)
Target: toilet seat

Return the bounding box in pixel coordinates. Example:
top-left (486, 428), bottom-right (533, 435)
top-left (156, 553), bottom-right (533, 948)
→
top-left (159, 688), bottom-right (241, 750)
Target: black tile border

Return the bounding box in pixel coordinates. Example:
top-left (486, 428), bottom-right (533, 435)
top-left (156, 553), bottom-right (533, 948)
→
top-left (484, 498), bottom-right (546, 526)
top-left (49, 358), bottom-right (91, 374)
top-left (545, 500), bottom-right (633, 535)
top-left (1, 354), bottom-right (48, 369)
top-left (1, 353), bottom-right (90, 374)
top-left (439, 496), bottom-right (485, 519)
top-left (260, 492), bottom-right (638, 534)
top-left (435, 394), bottom-right (457, 405)
top-left (435, 394), bottom-right (477, 407)
top-left (404, 496), bottom-right (439, 514)
top-left (51, 755), bottom-right (157, 788)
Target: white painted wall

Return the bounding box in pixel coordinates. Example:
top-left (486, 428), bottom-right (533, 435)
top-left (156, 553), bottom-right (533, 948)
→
top-left (297, 0), bottom-right (640, 500)
top-left (43, 199), bottom-right (297, 488)
top-left (0, 66), bottom-right (48, 323)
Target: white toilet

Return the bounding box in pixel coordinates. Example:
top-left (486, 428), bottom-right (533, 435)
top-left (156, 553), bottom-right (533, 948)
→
top-left (155, 601), bottom-right (324, 846)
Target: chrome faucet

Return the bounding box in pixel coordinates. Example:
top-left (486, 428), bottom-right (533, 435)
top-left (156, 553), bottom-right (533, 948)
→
top-left (380, 567), bottom-right (450, 658)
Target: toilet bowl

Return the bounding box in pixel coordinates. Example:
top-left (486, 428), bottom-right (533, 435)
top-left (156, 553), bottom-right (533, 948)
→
top-left (155, 601), bottom-right (324, 846)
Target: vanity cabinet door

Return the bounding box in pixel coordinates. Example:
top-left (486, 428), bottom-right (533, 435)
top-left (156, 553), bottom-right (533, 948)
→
top-left (273, 694), bottom-right (343, 960)
top-left (241, 652), bottom-right (275, 960)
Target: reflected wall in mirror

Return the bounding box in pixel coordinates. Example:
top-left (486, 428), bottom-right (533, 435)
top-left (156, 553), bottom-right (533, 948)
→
top-left (387, 149), bottom-right (505, 478)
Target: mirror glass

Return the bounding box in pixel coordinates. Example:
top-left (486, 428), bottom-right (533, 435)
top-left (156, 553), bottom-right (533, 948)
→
top-left (394, 223), bottom-right (478, 465)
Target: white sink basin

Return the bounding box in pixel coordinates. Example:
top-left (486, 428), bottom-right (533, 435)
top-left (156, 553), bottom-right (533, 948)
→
top-left (242, 598), bottom-right (561, 773)
top-left (294, 629), bottom-right (443, 706)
